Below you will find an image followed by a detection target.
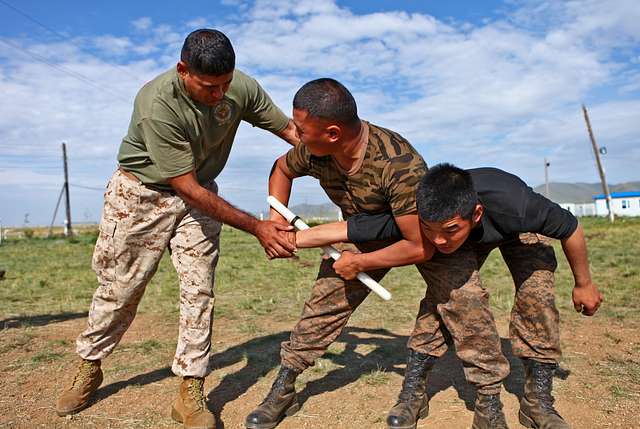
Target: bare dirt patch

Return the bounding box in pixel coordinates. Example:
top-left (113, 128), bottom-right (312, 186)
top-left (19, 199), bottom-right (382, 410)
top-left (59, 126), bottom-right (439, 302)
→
top-left (1, 312), bottom-right (638, 429)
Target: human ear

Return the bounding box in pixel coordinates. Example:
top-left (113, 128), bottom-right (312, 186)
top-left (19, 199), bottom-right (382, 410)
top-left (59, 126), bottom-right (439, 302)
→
top-left (176, 61), bottom-right (188, 78)
top-left (472, 203), bottom-right (483, 225)
top-left (326, 125), bottom-right (342, 142)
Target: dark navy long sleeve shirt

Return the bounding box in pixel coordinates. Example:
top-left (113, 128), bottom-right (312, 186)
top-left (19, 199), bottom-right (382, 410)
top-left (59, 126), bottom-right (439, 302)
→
top-left (347, 167), bottom-right (578, 245)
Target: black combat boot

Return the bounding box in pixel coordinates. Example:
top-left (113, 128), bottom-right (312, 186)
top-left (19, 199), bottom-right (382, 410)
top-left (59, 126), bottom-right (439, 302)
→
top-left (245, 366), bottom-right (300, 429)
top-left (386, 349), bottom-right (437, 429)
top-left (472, 393), bottom-right (509, 429)
top-left (519, 359), bottom-right (570, 429)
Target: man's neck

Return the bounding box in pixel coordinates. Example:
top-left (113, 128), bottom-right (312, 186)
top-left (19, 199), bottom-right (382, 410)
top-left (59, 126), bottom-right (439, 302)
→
top-left (333, 121), bottom-right (368, 174)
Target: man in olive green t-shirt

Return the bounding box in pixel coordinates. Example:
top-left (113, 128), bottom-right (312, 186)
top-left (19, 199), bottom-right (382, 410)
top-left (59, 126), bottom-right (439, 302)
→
top-left (56, 29), bottom-right (298, 429)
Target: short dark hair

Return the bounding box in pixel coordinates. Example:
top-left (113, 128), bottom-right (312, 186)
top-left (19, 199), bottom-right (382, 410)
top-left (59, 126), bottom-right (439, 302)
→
top-left (416, 163), bottom-right (478, 222)
top-left (181, 29), bottom-right (235, 75)
top-left (293, 78), bottom-right (359, 126)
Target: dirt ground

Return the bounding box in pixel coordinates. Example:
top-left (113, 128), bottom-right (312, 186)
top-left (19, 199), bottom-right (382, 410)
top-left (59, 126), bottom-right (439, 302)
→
top-left (1, 312), bottom-right (638, 429)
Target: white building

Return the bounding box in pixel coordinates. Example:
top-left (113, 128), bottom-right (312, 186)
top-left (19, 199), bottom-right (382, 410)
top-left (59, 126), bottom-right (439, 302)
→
top-left (559, 202), bottom-right (597, 217)
top-left (594, 192), bottom-right (640, 217)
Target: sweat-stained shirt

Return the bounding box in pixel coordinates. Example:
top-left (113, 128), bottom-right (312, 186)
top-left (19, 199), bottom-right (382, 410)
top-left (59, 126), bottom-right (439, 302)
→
top-left (285, 122), bottom-right (427, 219)
top-left (118, 68), bottom-right (288, 191)
top-left (347, 167), bottom-right (579, 245)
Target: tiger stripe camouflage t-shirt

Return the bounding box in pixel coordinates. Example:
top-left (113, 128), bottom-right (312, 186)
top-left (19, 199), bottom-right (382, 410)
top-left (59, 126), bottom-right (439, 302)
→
top-left (286, 122), bottom-right (427, 219)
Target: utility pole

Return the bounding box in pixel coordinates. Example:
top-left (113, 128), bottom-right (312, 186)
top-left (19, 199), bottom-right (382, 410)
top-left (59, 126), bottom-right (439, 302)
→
top-left (582, 105), bottom-right (614, 223)
top-left (48, 185), bottom-right (66, 237)
top-left (544, 157), bottom-right (550, 198)
top-left (62, 142), bottom-right (74, 236)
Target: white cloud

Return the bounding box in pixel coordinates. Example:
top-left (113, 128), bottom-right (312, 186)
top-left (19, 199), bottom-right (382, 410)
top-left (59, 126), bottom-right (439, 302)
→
top-left (1, 0), bottom-right (640, 225)
top-left (185, 18), bottom-right (209, 29)
top-left (0, 168), bottom-right (61, 188)
top-left (132, 17), bottom-right (153, 31)
top-left (93, 35), bottom-right (133, 56)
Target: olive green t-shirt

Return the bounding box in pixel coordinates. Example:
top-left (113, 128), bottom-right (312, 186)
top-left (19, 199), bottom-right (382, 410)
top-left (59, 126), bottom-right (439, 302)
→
top-left (118, 68), bottom-right (288, 190)
top-left (286, 122), bottom-right (427, 219)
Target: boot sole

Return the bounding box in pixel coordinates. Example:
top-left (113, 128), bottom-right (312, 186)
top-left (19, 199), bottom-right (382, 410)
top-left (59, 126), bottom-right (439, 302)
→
top-left (171, 406), bottom-right (215, 429)
top-left (56, 400), bottom-right (92, 417)
top-left (245, 401), bottom-right (300, 429)
top-left (387, 403), bottom-right (429, 429)
top-left (518, 410), bottom-right (537, 428)
top-left (171, 406), bottom-right (184, 424)
top-left (56, 372), bottom-right (103, 417)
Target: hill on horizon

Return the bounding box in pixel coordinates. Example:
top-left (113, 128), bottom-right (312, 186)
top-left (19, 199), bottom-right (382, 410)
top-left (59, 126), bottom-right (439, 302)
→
top-left (288, 181), bottom-right (640, 216)
top-left (533, 181), bottom-right (640, 203)
top-left (261, 180), bottom-right (640, 220)
top-left (288, 202), bottom-right (342, 220)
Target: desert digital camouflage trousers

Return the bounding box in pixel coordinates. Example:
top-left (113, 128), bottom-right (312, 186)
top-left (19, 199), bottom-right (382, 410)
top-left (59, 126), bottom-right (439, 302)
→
top-left (76, 169), bottom-right (221, 377)
top-left (281, 233), bottom-right (560, 394)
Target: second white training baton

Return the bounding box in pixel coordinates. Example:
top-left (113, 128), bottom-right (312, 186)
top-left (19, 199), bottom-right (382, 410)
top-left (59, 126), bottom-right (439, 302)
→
top-left (267, 195), bottom-right (392, 301)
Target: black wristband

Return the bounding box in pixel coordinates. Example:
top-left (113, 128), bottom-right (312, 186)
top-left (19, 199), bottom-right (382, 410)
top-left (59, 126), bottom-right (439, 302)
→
top-left (289, 215), bottom-right (301, 226)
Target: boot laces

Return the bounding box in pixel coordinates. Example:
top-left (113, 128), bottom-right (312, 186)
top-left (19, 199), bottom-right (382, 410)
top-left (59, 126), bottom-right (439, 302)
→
top-left (262, 371), bottom-right (294, 406)
top-left (188, 378), bottom-right (206, 409)
top-left (71, 360), bottom-right (97, 388)
top-left (483, 395), bottom-right (508, 427)
top-left (398, 355), bottom-right (432, 402)
top-left (533, 367), bottom-right (560, 416)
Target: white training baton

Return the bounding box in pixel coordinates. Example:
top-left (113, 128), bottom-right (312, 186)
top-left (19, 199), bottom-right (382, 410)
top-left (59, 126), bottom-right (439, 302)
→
top-left (267, 196), bottom-right (392, 301)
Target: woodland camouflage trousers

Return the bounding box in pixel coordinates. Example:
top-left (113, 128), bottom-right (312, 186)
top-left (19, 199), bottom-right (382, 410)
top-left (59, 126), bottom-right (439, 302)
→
top-left (281, 234), bottom-right (560, 394)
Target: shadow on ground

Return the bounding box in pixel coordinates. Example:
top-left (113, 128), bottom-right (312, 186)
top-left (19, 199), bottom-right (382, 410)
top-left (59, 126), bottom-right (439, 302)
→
top-left (286, 328), bottom-right (567, 412)
top-left (93, 366), bottom-right (173, 403)
top-left (87, 326), bottom-right (570, 426)
top-left (1, 311), bottom-right (88, 330)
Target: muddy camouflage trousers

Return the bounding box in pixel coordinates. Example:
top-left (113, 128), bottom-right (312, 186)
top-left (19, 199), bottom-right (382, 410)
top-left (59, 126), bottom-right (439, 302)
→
top-left (281, 234), bottom-right (560, 394)
top-left (76, 169), bottom-right (221, 377)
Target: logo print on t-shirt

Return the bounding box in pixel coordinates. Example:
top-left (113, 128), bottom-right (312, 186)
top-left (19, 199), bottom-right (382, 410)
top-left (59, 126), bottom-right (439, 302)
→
top-left (213, 100), bottom-right (233, 125)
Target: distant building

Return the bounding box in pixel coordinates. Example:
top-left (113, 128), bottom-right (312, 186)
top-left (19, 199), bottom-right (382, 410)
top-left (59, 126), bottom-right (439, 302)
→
top-left (559, 202), bottom-right (596, 217)
top-left (593, 192), bottom-right (640, 217)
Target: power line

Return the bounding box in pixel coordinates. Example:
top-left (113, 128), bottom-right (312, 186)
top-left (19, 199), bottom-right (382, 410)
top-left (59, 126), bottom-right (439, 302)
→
top-left (0, 38), bottom-right (131, 103)
top-left (1, 0), bottom-right (78, 41)
top-left (0, 0), bottom-right (143, 82)
top-left (70, 183), bottom-right (104, 191)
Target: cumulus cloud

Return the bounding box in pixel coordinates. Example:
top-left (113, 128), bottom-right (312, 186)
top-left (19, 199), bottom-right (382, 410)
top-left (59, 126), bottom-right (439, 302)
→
top-left (132, 17), bottom-right (153, 31)
top-left (223, 0), bottom-right (638, 186)
top-left (93, 35), bottom-right (133, 56)
top-left (1, 0), bottom-right (639, 225)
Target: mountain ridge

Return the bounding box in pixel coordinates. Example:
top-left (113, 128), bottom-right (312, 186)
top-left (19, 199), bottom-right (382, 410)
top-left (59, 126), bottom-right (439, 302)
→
top-left (532, 181), bottom-right (640, 203)
top-left (277, 181), bottom-right (640, 219)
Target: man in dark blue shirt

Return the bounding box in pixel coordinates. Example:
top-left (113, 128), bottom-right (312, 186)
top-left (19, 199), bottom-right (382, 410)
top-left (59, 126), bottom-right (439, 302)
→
top-left (331, 163), bottom-right (603, 429)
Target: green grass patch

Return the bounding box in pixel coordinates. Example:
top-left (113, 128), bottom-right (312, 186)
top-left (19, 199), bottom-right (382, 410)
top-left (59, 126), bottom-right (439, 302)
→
top-left (31, 351), bottom-right (64, 363)
top-left (0, 218), bottom-right (638, 336)
top-left (360, 365), bottom-right (391, 386)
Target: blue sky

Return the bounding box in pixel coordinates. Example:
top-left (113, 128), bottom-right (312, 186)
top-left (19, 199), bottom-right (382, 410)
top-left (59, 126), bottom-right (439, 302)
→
top-left (1, 0), bottom-right (639, 226)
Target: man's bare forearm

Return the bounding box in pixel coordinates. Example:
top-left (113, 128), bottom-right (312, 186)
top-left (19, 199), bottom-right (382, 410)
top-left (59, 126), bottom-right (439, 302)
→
top-left (296, 222), bottom-right (348, 248)
top-left (276, 119), bottom-right (300, 146)
top-left (562, 223), bottom-right (604, 315)
top-left (356, 239), bottom-right (432, 271)
top-left (178, 185), bottom-right (259, 235)
top-left (268, 156), bottom-right (295, 223)
top-left (333, 213), bottom-right (434, 279)
top-left (561, 224), bottom-right (592, 287)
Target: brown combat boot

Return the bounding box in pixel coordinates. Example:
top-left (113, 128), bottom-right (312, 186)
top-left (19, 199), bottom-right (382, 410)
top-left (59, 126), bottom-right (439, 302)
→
top-left (386, 349), bottom-right (437, 429)
top-left (519, 360), bottom-right (570, 429)
top-left (171, 376), bottom-right (216, 429)
top-left (245, 366), bottom-right (300, 429)
top-left (56, 358), bottom-right (103, 416)
top-left (472, 393), bottom-right (510, 429)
